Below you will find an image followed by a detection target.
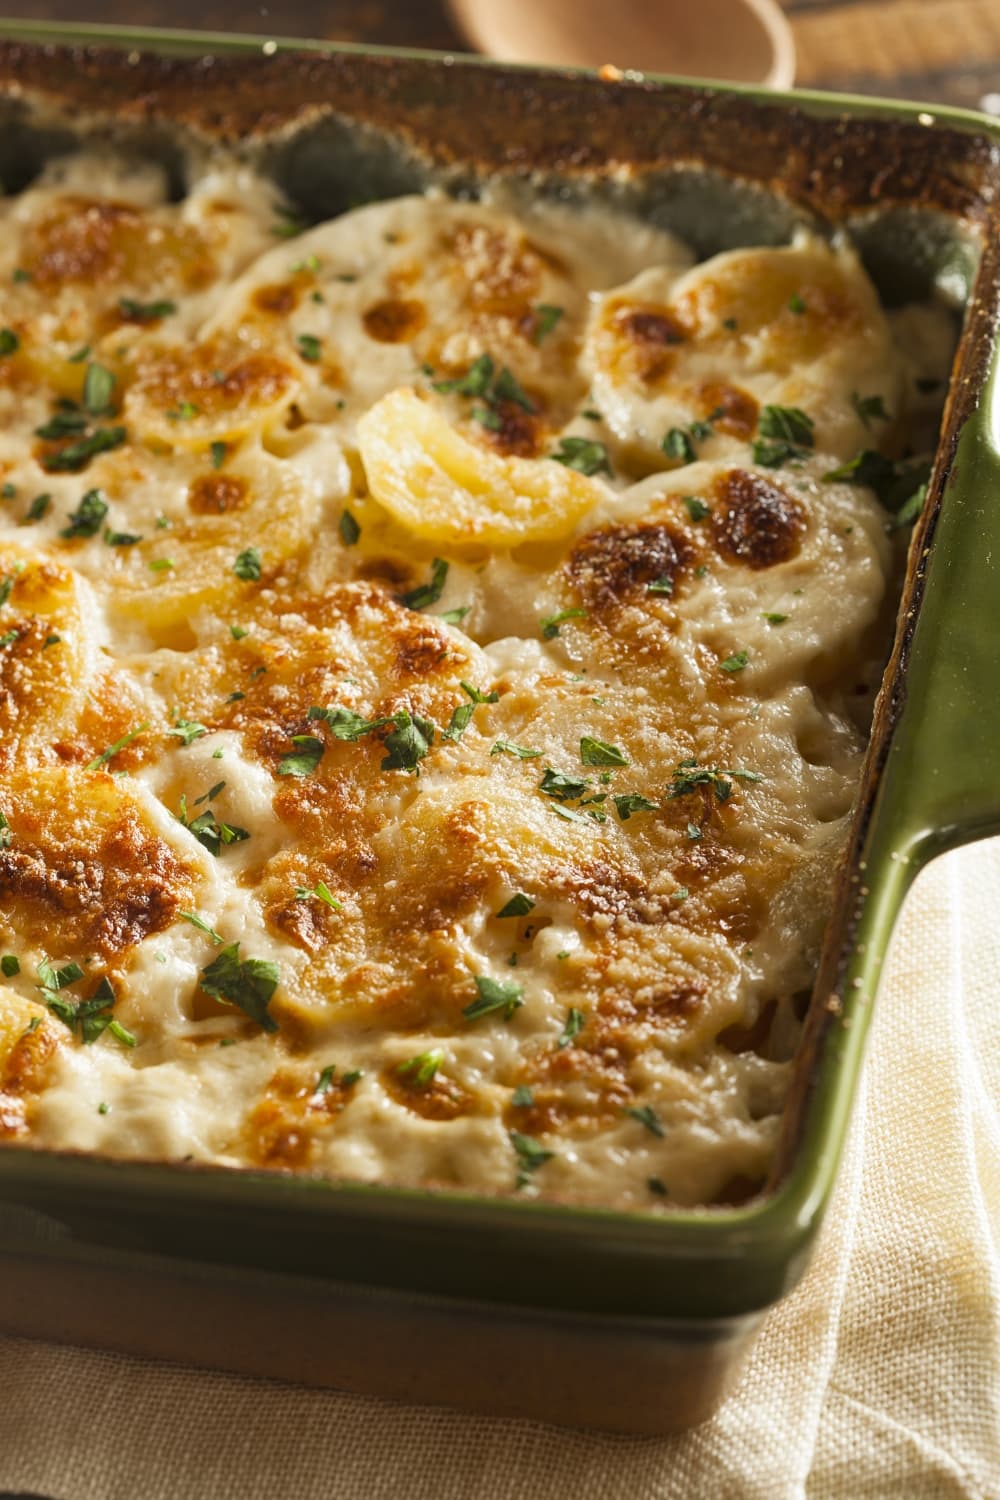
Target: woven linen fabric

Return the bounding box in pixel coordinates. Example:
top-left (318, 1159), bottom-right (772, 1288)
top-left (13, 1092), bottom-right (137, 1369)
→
top-left (1, 840), bottom-right (998, 1500)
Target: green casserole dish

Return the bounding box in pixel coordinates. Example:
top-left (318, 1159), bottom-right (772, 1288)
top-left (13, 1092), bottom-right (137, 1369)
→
top-left (0, 20), bottom-right (998, 1433)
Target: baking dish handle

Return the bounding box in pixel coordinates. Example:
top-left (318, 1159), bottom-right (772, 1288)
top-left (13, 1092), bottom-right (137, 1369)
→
top-left (866, 360), bottom-right (1000, 875)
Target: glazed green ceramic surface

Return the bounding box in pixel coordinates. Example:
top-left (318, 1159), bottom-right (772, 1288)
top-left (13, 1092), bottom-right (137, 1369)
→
top-left (0, 20), bottom-right (998, 1326)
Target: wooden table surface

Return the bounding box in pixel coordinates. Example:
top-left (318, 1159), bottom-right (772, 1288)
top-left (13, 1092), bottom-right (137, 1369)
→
top-left (0, 0), bottom-right (997, 112)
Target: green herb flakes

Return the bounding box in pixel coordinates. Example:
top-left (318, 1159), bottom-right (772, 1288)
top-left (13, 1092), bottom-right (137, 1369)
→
top-left (549, 437), bottom-right (612, 477)
top-left (851, 391), bottom-right (889, 428)
top-left (295, 881), bottom-right (342, 910)
top-left (178, 911), bottom-right (224, 945)
top-left (60, 488), bottom-right (108, 540)
top-left (490, 738), bottom-right (542, 760)
top-left (42, 426), bottom-right (127, 474)
top-left (397, 1049), bottom-right (444, 1086)
top-left (296, 333), bottom-right (322, 363)
top-left (21, 493), bottom-right (51, 525)
top-left (761, 611), bottom-right (788, 625)
top-left (463, 975), bottom-right (524, 1023)
top-left (314, 1064), bottom-right (336, 1095)
top-left (540, 607), bottom-right (588, 639)
top-left (533, 304), bottom-right (564, 344)
top-left (400, 557), bottom-right (448, 611)
top-left (718, 650), bottom-right (749, 674)
top-left (788, 294), bottom-right (807, 315)
top-left (626, 1104), bottom-right (665, 1138)
top-left (510, 1129), bottom-right (554, 1187)
top-left (339, 508), bottom-right (360, 546)
top-left (233, 546), bottom-right (262, 581)
top-left (86, 722), bottom-right (149, 771)
top-left (1, 955), bottom-right (20, 978)
top-left (613, 793), bottom-right (659, 821)
top-left (199, 943), bottom-right (280, 1033)
top-left (210, 441), bottom-right (227, 470)
top-left (580, 736), bottom-right (628, 768)
top-left (82, 363), bottom-right (115, 415)
top-left (497, 893), bottom-right (535, 919)
top-left (683, 496), bottom-right (710, 523)
top-left (277, 735), bottom-right (325, 777)
top-left (557, 1006), bottom-right (584, 1050)
top-left (103, 527), bottom-right (143, 546)
top-left (662, 427), bottom-right (696, 464)
top-left (0, 328), bottom-right (19, 357)
top-left (380, 711), bottom-right (435, 773)
top-left (168, 719), bottom-right (208, 747)
top-left (119, 297), bottom-right (177, 322)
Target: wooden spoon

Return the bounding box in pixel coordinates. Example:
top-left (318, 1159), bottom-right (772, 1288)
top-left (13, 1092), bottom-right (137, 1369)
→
top-left (446, 0), bottom-right (795, 90)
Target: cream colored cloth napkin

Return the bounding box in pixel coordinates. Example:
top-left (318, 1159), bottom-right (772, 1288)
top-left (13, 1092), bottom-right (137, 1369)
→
top-left (1, 839), bottom-right (998, 1499)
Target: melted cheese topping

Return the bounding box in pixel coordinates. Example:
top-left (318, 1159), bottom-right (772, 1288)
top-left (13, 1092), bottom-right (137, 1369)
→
top-left (0, 156), bottom-right (954, 1210)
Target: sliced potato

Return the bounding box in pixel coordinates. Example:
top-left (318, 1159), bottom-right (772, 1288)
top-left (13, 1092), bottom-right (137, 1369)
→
top-left (358, 388), bottom-right (607, 547)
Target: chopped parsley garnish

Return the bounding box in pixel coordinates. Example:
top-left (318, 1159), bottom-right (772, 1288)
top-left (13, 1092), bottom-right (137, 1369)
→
top-left (35, 410), bottom-right (87, 440)
top-left (533, 304), bottom-right (564, 344)
top-left (0, 328), bottom-right (19, 357)
top-left (400, 557), bottom-right (448, 611)
top-left (167, 402), bottom-right (199, 423)
top-left (314, 1064), bottom-right (336, 1095)
top-left (432, 354), bottom-right (495, 398)
top-left (686, 822), bottom-right (702, 841)
top-left (277, 734), bottom-right (325, 777)
top-left (463, 975), bottom-right (524, 1023)
top-left (761, 611), bottom-right (788, 625)
top-left (549, 436), bottom-right (612, 478)
top-left (626, 1104), bottom-right (665, 1137)
top-left (194, 782), bottom-right (225, 806)
top-left (210, 441), bottom-right (227, 470)
top-left (86, 722), bottom-right (149, 771)
top-left (788, 293), bottom-right (807, 315)
top-left (68, 345), bottom-right (90, 364)
top-left (851, 391), bottom-right (889, 428)
top-left (613, 793), bottom-right (659, 821)
top-left (0, 812), bottom-right (11, 849)
top-left (1, 955), bottom-right (20, 977)
top-left (540, 607), bottom-right (588, 639)
top-left (648, 1177), bottom-right (668, 1196)
top-left (490, 738), bottom-right (542, 760)
top-left (230, 624), bottom-right (249, 640)
top-left (296, 333), bottom-right (322, 363)
top-left (439, 606), bottom-right (471, 625)
top-left (168, 719), bottom-right (208, 746)
top-left (308, 705), bottom-right (389, 740)
top-left (497, 893), bottom-right (535, 919)
top-left (510, 1129), bottom-right (554, 1187)
top-left (178, 911), bottom-right (224, 945)
top-left (397, 1049), bottom-right (444, 1086)
top-left (148, 557), bottom-right (174, 572)
top-left (0, 572), bottom-right (14, 608)
top-left (119, 297), bottom-right (177, 322)
top-left (21, 493), bottom-right (51, 525)
top-left (668, 757), bottom-right (763, 803)
top-left (82, 363), bottom-right (115, 415)
top-left (199, 943), bottom-right (280, 1033)
top-left (662, 427), bottom-right (696, 464)
top-left (0, 483), bottom-right (14, 500)
top-left (539, 766), bottom-right (590, 802)
top-left (60, 488), bottom-right (108, 539)
top-left (683, 496), bottom-right (710, 522)
top-left (511, 1085), bottom-right (534, 1108)
top-left (0, 630), bottom-right (18, 650)
top-left (380, 710), bottom-right (435, 773)
top-left (339, 508), bottom-right (360, 546)
top-left (556, 1006), bottom-right (584, 1050)
top-left (580, 736), bottom-right (628, 768)
top-left (39, 968), bottom-right (135, 1048)
top-left (290, 254), bottom-right (322, 274)
top-left (752, 405), bottom-right (815, 468)
top-left (42, 425), bottom-right (127, 473)
top-left (176, 794), bottom-right (250, 857)
top-left (672, 886), bottom-right (689, 902)
top-left (647, 577), bottom-right (673, 596)
top-left (103, 527), bottom-right (143, 546)
top-left (12, 268), bottom-right (31, 284)
top-left (718, 650), bottom-right (749, 674)
top-left (341, 1069), bottom-right (363, 1086)
top-left (442, 682), bottom-right (498, 743)
top-left (294, 881), bottom-right (341, 910)
top-left (233, 546), bottom-right (262, 581)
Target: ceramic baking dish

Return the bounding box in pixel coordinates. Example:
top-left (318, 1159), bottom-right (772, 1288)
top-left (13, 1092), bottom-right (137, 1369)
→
top-left (0, 21), bottom-right (998, 1435)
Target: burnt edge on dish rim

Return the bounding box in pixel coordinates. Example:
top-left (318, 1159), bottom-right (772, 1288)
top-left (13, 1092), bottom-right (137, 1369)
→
top-left (0, 40), bottom-right (998, 1314)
